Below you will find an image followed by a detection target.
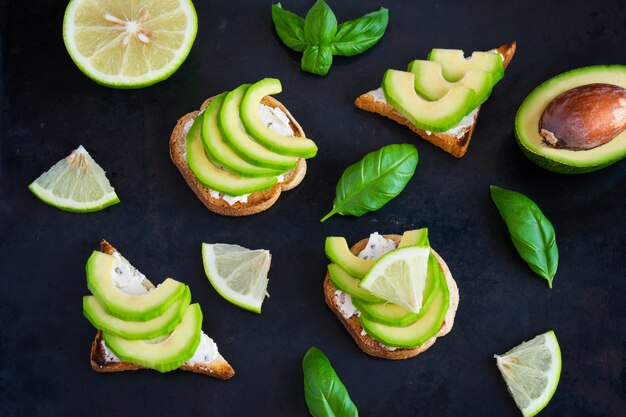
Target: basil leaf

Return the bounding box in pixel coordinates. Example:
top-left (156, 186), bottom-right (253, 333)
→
top-left (490, 186), bottom-right (559, 288)
top-left (331, 8), bottom-right (389, 56)
top-left (303, 347), bottom-right (359, 417)
top-left (304, 0), bottom-right (337, 45)
top-left (321, 144), bottom-right (418, 222)
top-left (301, 45), bottom-right (333, 76)
top-left (271, 3), bottom-right (307, 52)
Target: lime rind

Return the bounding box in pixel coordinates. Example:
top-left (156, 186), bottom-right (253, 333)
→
top-left (28, 145), bottom-right (120, 213)
top-left (62, 0), bottom-right (198, 88)
top-left (202, 243), bottom-right (271, 313)
top-left (495, 330), bottom-right (562, 417)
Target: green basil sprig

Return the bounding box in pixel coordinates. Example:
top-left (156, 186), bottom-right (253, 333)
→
top-left (321, 144), bottom-right (418, 222)
top-left (303, 347), bottom-right (358, 417)
top-left (490, 186), bottom-right (559, 288)
top-left (272, 1), bottom-right (389, 76)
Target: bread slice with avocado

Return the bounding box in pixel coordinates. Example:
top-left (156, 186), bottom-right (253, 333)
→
top-left (355, 42), bottom-right (516, 158)
top-left (323, 234), bottom-right (459, 360)
top-left (170, 91), bottom-right (308, 217)
top-left (89, 240), bottom-right (235, 379)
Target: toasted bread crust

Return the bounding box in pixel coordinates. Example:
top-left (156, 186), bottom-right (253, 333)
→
top-left (354, 42), bottom-right (517, 158)
top-left (89, 240), bottom-right (235, 379)
top-left (324, 235), bottom-right (460, 360)
top-left (170, 96), bottom-right (308, 216)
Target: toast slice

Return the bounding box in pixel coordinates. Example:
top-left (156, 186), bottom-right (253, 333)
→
top-left (170, 96), bottom-right (307, 216)
top-left (355, 42), bottom-right (517, 158)
top-left (89, 240), bottom-right (235, 379)
top-left (323, 235), bottom-right (460, 360)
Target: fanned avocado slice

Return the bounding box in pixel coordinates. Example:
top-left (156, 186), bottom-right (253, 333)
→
top-left (83, 286), bottom-right (191, 340)
top-left (325, 236), bottom-right (373, 278)
top-left (86, 251), bottom-right (187, 321)
top-left (202, 93), bottom-right (285, 178)
top-left (104, 303), bottom-right (203, 373)
top-left (428, 49), bottom-right (504, 83)
top-left (328, 263), bottom-right (384, 303)
top-left (382, 69), bottom-right (475, 132)
top-left (240, 78), bottom-right (318, 158)
top-left (219, 85), bottom-right (297, 170)
top-left (398, 228), bottom-right (429, 248)
top-left (186, 112), bottom-right (278, 195)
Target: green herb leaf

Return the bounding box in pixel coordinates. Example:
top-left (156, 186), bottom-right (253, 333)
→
top-left (304, 0), bottom-right (337, 45)
top-left (271, 3), bottom-right (307, 52)
top-left (303, 347), bottom-right (359, 417)
top-left (331, 8), bottom-right (389, 56)
top-left (301, 45), bottom-right (333, 76)
top-left (490, 186), bottom-right (559, 288)
top-left (321, 144), bottom-right (418, 222)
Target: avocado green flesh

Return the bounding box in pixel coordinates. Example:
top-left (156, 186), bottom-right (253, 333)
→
top-left (359, 268), bottom-right (449, 348)
top-left (86, 251), bottom-right (187, 321)
top-left (382, 69), bottom-right (475, 132)
top-left (202, 93), bottom-right (285, 178)
top-left (219, 85), bottom-right (297, 170)
top-left (516, 65), bottom-right (626, 174)
top-left (187, 113), bottom-right (278, 195)
top-left (240, 78), bottom-right (318, 158)
top-left (104, 303), bottom-right (203, 373)
top-left (398, 228), bottom-right (429, 248)
top-left (428, 49), bottom-right (504, 83)
top-left (325, 237), bottom-right (373, 278)
top-left (353, 253), bottom-right (441, 326)
top-left (83, 286), bottom-right (191, 340)
top-left (408, 60), bottom-right (494, 110)
top-left (328, 264), bottom-right (384, 303)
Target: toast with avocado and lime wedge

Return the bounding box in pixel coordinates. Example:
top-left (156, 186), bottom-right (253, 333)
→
top-left (170, 78), bottom-right (316, 216)
top-left (355, 42), bottom-right (516, 158)
top-left (323, 231), bottom-right (459, 360)
top-left (87, 240), bottom-right (234, 379)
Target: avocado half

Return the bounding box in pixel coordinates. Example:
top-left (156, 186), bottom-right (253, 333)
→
top-left (515, 65), bottom-right (626, 174)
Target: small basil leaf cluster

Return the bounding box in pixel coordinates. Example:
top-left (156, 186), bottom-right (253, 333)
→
top-left (272, 1), bottom-right (389, 76)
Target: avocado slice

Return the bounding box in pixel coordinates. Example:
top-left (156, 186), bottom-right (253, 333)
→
top-left (103, 303), bottom-right (203, 373)
top-left (359, 265), bottom-right (449, 348)
top-left (516, 65), bottom-right (626, 173)
top-left (86, 251), bottom-right (188, 321)
top-left (408, 60), bottom-right (495, 110)
top-left (398, 228), bottom-right (429, 248)
top-left (351, 253), bottom-right (442, 326)
top-left (83, 286), bottom-right (191, 340)
top-left (325, 237), bottom-right (373, 278)
top-left (328, 264), bottom-right (384, 303)
top-left (382, 70), bottom-right (475, 132)
top-left (202, 93), bottom-right (285, 178)
top-left (186, 112), bottom-right (278, 195)
top-left (240, 78), bottom-right (318, 158)
top-left (219, 85), bottom-right (297, 170)
top-left (428, 49), bottom-right (504, 83)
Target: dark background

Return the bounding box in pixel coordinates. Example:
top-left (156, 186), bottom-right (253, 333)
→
top-left (1, 0), bottom-right (625, 416)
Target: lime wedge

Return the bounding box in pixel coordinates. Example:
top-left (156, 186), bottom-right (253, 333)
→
top-left (63, 0), bottom-right (197, 88)
top-left (359, 246), bottom-right (430, 313)
top-left (28, 145), bottom-right (119, 212)
top-left (202, 243), bottom-right (271, 313)
top-left (495, 331), bottom-right (562, 417)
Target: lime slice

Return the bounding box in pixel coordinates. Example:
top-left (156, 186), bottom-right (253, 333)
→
top-left (495, 331), bottom-right (562, 417)
top-left (28, 145), bottom-right (120, 212)
top-left (63, 0), bottom-right (197, 88)
top-left (359, 246), bottom-right (430, 313)
top-left (202, 243), bottom-right (271, 313)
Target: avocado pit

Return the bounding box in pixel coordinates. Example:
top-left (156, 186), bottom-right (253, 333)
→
top-left (538, 83), bottom-right (626, 150)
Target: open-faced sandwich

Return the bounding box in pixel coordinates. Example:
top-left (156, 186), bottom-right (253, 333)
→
top-left (170, 78), bottom-right (318, 216)
top-left (323, 229), bottom-right (459, 359)
top-left (84, 240), bottom-right (234, 379)
top-left (356, 42), bottom-right (516, 157)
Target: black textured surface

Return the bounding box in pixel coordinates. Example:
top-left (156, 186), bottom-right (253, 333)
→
top-left (1, 0), bottom-right (625, 416)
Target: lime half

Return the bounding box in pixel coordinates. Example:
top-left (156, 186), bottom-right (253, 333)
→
top-left (202, 243), bottom-right (271, 313)
top-left (359, 246), bottom-right (430, 313)
top-left (495, 330), bottom-right (562, 417)
top-left (29, 145), bottom-right (120, 212)
top-left (63, 0), bottom-right (197, 88)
